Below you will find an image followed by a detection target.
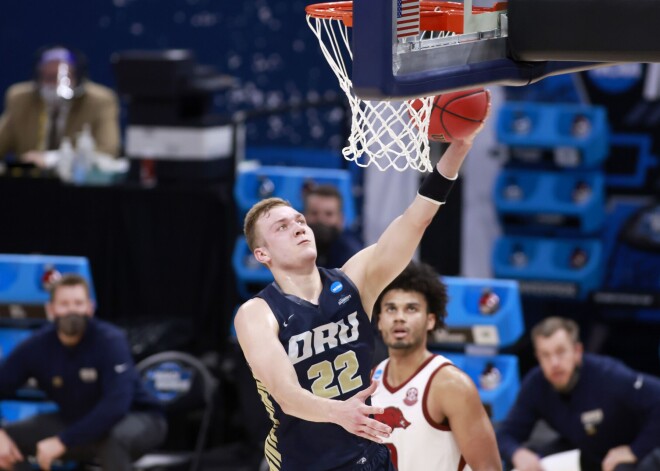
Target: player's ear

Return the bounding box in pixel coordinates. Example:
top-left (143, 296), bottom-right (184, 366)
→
top-left (254, 247), bottom-right (270, 264)
top-left (426, 312), bottom-right (437, 331)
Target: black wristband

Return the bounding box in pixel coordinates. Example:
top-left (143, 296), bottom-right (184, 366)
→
top-left (417, 166), bottom-right (457, 205)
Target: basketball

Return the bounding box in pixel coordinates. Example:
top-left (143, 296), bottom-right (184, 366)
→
top-left (412, 88), bottom-right (490, 143)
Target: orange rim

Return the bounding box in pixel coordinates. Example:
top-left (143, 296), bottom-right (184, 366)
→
top-left (306, 1), bottom-right (507, 33)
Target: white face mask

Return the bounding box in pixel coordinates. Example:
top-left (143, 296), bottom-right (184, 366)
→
top-left (39, 62), bottom-right (76, 104)
top-left (55, 63), bottom-right (75, 100)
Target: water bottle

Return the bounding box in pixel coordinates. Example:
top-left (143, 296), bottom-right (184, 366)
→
top-left (72, 124), bottom-right (95, 184)
top-left (56, 137), bottom-right (74, 182)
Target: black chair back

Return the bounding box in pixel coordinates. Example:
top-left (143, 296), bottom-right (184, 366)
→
top-left (136, 351), bottom-right (218, 471)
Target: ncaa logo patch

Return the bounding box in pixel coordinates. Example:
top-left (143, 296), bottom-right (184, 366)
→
top-left (330, 281), bottom-right (343, 293)
top-left (372, 368), bottom-right (383, 381)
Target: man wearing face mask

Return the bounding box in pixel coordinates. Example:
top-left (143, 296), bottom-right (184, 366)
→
top-left (303, 184), bottom-right (363, 268)
top-left (0, 45), bottom-right (120, 168)
top-left (0, 274), bottom-right (166, 471)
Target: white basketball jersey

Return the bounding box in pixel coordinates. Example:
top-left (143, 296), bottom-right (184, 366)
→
top-left (371, 355), bottom-right (471, 471)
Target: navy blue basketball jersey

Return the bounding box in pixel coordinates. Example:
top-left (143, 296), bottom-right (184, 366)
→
top-left (256, 267), bottom-right (380, 470)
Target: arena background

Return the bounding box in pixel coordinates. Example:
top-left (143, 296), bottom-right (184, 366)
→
top-left (0, 0), bottom-right (346, 149)
top-left (1, 2), bottom-right (659, 468)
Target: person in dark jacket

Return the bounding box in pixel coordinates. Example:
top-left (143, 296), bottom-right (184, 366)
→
top-left (0, 274), bottom-right (166, 471)
top-left (497, 316), bottom-right (660, 471)
top-left (303, 184), bottom-right (363, 269)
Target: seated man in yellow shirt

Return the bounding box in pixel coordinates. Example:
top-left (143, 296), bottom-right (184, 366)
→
top-left (0, 45), bottom-right (120, 167)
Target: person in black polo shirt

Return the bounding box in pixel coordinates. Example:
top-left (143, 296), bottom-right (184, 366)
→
top-left (0, 274), bottom-right (166, 471)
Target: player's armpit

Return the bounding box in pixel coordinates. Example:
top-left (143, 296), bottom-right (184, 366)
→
top-left (345, 200), bottom-right (439, 313)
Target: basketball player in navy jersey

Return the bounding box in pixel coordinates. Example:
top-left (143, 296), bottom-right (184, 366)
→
top-left (235, 96), bottom-right (490, 470)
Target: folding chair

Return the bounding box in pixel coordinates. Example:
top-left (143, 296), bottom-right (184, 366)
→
top-left (133, 351), bottom-right (218, 471)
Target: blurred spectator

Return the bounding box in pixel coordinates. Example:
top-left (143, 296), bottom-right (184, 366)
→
top-left (0, 274), bottom-right (166, 471)
top-left (303, 183), bottom-right (362, 268)
top-left (0, 45), bottom-right (120, 168)
top-left (497, 317), bottom-right (660, 471)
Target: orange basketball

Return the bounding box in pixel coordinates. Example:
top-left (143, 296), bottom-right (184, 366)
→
top-left (412, 88), bottom-right (489, 143)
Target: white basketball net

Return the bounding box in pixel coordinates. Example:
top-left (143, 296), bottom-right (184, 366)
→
top-left (306, 15), bottom-right (434, 172)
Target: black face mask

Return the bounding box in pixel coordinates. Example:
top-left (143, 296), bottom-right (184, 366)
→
top-left (308, 223), bottom-right (340, 252)
top-left (55, 313), bottom-right (89, 337)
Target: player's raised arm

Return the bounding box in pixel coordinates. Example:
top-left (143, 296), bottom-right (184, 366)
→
top-left (234, 298), bottom-right (392, 443)
top-left (344, 95), bottom-right (490, 312)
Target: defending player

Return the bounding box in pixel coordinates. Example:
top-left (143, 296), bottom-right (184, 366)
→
top-left (371, 262), bottom-right (501, 471)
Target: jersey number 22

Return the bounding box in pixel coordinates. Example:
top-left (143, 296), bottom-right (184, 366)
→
top-left (307, 350), bottom-right (363, 399)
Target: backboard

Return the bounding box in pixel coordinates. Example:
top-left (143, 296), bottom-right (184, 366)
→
top-left (305, 0), bottom-right (660, 172)
top-left (348, 0), bottom-right (660, 99)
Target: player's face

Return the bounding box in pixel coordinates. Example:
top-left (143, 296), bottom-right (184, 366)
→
top-left (534, 329), bottom-right (583, 390)
top-left (378, 289), bottom-right (435, 351)
top-left (255, 205), bottom-right (317, 266)
top-left (47, 285), bottom-right (93, 319)
top-left (304, 195), bottom-right (343, 230)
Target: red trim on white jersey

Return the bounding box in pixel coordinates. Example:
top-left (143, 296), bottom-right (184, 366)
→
top-left (458, 455), bottom-right (467, 471)
top-left (371, 354), bottom-right (471, 471)
top-left (422, 362), bottom-right (458, 431)
top-left (382, 354), bottom-right (436, 394)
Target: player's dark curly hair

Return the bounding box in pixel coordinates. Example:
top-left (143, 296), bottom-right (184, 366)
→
top-left (373, 261), bottom-right (448, 331)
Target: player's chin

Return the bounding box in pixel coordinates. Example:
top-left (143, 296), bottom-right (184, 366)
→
top-left (296, 243), bottom-right (317, 256)
top-left (386, 339), bottom-right (411, 350)
top-left (303, 247), bottom-right (318, 261)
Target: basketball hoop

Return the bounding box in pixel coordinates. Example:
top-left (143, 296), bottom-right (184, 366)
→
top-left (306, 1), bottom-right (469, 172)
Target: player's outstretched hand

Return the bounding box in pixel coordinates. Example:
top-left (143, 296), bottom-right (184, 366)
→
top-left (453, 89), bottom-right (492, 146)
top-left (332, 381), bottom-right (392, 443)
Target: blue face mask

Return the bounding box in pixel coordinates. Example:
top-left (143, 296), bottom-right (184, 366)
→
top-left (55, 313), bottom-right (89, 337)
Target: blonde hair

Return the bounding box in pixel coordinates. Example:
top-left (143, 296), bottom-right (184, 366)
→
top-left (243, 197), bottom-right (292, 252)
